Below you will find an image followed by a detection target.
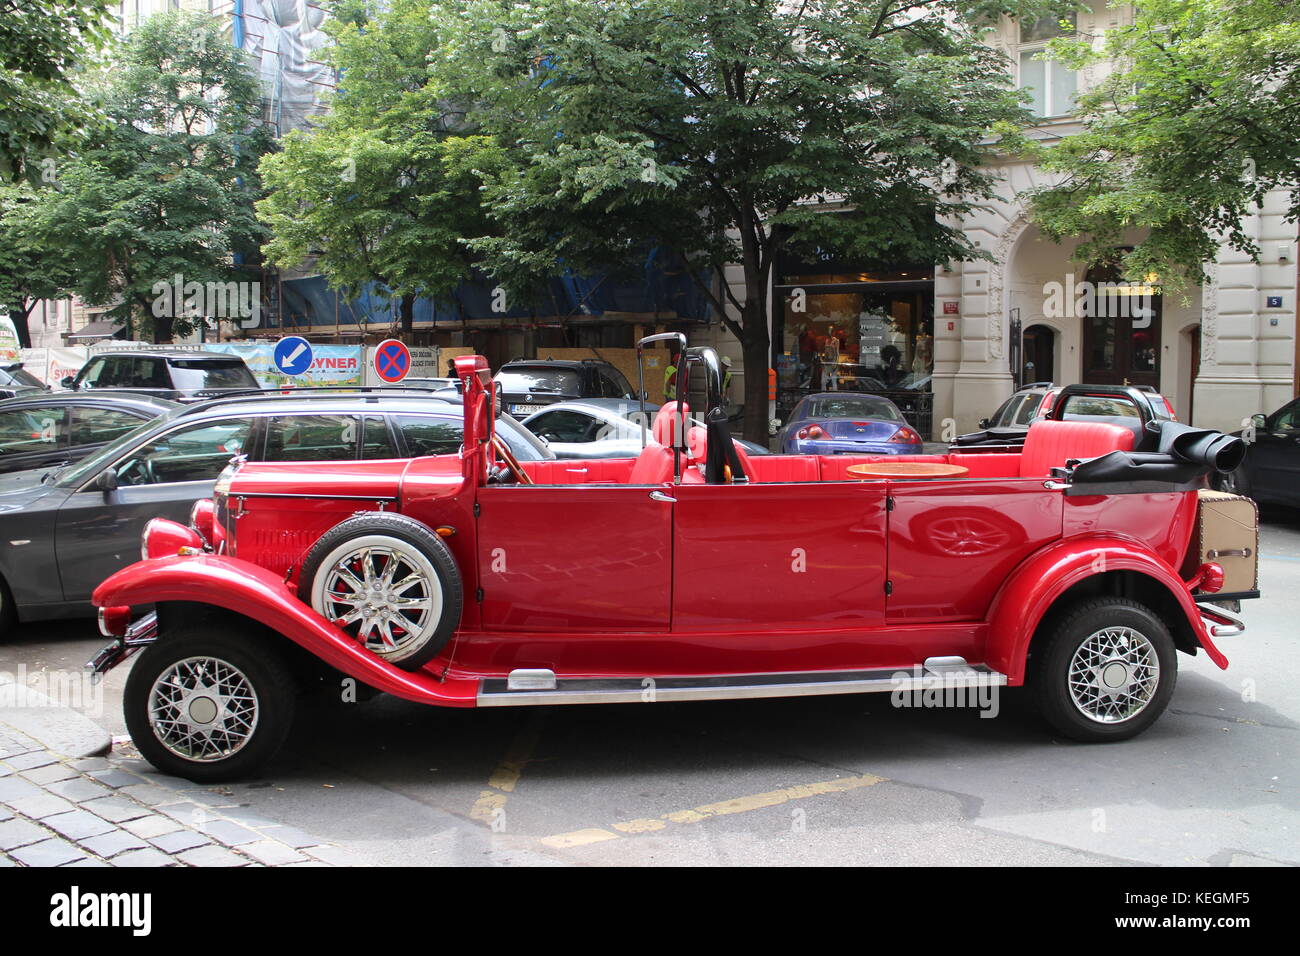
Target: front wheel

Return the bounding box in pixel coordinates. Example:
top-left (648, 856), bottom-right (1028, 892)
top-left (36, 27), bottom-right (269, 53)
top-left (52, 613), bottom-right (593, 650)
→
top-left (1032, 597), bottom-right (1177, 742)
top-left (124, 626), bottom-right (296, 782)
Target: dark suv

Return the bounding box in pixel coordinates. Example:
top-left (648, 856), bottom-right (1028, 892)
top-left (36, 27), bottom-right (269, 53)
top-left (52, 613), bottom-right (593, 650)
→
top-left (495, 358), bottom-right (636, 418)
top-left (62, 350), bottom-right (259, 402)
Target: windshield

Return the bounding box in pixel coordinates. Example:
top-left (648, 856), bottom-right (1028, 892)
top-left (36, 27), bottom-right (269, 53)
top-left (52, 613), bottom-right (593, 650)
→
top-left (0, 365), bottom-right (45, 389)
top-left (804, 396), bottom-right (903, 422)
top-left (496, 368), bottom-right (581, 395)
top-left (168, 359), bottom-right (258, 391)
top-left (54, 406), bottom-right (186, 488)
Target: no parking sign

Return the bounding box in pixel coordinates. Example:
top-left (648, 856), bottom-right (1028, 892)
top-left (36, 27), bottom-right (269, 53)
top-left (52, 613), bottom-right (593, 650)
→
top-left (373, 339), bottom-right (411, 383)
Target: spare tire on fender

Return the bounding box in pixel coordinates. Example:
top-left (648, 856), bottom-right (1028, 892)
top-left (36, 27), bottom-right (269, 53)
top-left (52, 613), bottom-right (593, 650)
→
top-left (298, 512), bottom-right (463, 671)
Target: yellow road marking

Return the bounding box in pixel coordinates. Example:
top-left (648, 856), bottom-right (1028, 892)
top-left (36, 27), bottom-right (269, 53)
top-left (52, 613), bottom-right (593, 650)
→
top-left (540, 773), bottom-right (885, 848)
top-left (541, 828), bottom-right (622, 849)
top-left (470, 709), bottom-right (547, 824)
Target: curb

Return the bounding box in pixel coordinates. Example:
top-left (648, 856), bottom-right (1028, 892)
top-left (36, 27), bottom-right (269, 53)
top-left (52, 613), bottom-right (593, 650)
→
top-left (0, 676), bottom-right (112, 761)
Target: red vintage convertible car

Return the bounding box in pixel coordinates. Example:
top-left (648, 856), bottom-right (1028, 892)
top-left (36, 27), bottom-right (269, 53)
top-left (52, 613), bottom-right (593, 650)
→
top-left (89, 340), bottom-right (1256, 780)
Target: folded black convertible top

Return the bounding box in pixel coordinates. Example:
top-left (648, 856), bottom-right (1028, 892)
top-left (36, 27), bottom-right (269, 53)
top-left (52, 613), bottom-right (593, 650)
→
top-left (1066, 421), bottom-right (1246, 494)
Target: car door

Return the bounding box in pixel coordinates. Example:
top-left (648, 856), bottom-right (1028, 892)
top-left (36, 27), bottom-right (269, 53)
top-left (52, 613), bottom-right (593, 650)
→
top-left (887, 478), bottom-right (1063, 622)
top-left (476, 479), bottom-right (673, 631)
top-left (54, 415), bottom-right (257, 602)
top-left (1249, 400), bottom-right (1300, 504)
top-left (672, 479), bottom-right (889, 634)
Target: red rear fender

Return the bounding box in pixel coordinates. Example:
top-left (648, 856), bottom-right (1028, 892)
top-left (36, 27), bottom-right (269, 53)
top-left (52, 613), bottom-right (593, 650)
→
top-left (92, 556), bottom-right (476, 707)
top-left (985, 536), bottom-right (1227, 684)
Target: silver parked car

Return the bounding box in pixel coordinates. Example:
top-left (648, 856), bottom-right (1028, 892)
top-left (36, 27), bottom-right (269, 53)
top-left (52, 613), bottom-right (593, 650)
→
top-left (521, 398), bottom-right (771, 458)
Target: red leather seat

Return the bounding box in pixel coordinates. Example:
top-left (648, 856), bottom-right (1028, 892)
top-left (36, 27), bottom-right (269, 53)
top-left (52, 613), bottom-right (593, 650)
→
top-left (1019, 419), bottom-right (1134, 477)
top-left (630, 402), bottom-right (702, 484)
top-left (652, 402), bottom-right (689, 447)
top-left (747, 455), bottom-right (822, 483)
top-left (628, 444), bottom-right (676, 484)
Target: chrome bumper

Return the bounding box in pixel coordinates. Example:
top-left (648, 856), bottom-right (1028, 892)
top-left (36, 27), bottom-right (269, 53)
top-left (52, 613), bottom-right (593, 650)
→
top-left (1199, 602), bottom-right (1246, 639)
top-left (85, 611), bottom-right (159, 679)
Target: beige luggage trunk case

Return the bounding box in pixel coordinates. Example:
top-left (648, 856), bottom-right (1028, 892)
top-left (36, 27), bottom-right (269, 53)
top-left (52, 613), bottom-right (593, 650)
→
top-left (1190, 490), bottom-right (1259, 595)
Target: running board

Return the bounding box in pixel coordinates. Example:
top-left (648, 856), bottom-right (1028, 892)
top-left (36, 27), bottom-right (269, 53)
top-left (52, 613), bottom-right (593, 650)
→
top-left (478, 658), bottom-right (1007, 707)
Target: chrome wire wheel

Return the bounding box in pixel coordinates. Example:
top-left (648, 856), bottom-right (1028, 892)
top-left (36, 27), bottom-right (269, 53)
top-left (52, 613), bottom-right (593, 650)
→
top-left (311, 533), bottom-right (443, 660)
top-left (148, 656), bottom-right (260, 762)
top-left (1067, 627), bottom-right (1160, 724)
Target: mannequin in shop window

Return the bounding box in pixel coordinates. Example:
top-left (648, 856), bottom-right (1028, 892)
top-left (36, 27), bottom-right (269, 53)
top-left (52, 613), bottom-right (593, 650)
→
top-left (821, 327), bottom-right (841, 390)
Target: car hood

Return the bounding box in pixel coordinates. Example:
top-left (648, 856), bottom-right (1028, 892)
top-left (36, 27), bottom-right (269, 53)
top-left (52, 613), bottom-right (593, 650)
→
top-left (0, 467), bottom-right (60, 511)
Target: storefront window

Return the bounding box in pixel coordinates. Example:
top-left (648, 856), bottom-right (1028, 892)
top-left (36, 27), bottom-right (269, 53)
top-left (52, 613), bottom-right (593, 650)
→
top-left (773, 246), bottom-right (935, 435)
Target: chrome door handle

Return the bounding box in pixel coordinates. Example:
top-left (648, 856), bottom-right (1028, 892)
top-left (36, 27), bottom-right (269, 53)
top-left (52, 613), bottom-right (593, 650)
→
top-left (649, 491), bottom-right (676, 503)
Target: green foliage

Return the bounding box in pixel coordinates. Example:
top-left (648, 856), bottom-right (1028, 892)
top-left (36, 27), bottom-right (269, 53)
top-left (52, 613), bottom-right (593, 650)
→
top-left (0, 0), bottom-right (114, 181)
top-left (1024, 0), bottom-right (1300, 288)
top-left (423, 0), bottom-right (1068, 438)
top-left (20, 11), bottom-right (271, 341)
top-left (257, 0), bottom-right (503, 327)
top-left (0, 183), bottom-right (79, 344)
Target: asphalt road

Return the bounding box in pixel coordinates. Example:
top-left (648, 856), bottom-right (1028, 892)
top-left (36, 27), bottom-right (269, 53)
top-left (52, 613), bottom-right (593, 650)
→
top-left (3, 511), bottom-right (1298, 867)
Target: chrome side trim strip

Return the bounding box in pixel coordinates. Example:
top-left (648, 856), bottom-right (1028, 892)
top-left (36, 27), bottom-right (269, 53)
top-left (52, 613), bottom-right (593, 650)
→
top-left (478, 664), bottom-right (1007, 707)
top-left (234, 492), bottom-right (398, 502)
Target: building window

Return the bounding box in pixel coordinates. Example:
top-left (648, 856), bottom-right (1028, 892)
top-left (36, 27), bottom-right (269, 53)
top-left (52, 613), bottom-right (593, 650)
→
top-left (1018, 14), bottom-right (1077, 118)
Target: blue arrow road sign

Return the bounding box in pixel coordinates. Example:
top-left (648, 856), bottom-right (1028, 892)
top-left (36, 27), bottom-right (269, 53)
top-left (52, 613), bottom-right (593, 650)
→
top-left (273, 336), bottom-right (314, 376)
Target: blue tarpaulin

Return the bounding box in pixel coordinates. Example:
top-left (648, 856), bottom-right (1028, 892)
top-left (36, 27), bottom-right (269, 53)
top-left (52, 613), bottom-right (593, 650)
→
top-left (274, 260), bottom-right (711, 330)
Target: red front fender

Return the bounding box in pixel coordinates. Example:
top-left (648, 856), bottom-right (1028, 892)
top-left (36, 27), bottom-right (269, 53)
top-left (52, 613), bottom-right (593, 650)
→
top-left (93, 555), bottom-right (477, 707)
top-left (985, 536), bottom-right (1228, 685)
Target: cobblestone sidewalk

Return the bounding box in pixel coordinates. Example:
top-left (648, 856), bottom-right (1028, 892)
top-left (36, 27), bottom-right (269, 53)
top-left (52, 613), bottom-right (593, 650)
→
top-left (0, 727), bottom-right (358, 867)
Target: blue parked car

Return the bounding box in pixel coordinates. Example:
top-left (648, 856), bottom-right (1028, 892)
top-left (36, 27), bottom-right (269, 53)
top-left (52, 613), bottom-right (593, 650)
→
top-left (779, 392), bottom-right (923, 455)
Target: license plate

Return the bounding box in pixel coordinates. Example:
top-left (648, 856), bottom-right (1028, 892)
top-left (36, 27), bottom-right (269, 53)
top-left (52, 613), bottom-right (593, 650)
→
top-left (512, 404), bottom-right (544, 415)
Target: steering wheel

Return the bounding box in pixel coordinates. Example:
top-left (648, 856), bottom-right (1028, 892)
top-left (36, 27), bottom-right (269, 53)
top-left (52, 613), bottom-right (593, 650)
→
top-left (491, 434), bottom-right (533, 485)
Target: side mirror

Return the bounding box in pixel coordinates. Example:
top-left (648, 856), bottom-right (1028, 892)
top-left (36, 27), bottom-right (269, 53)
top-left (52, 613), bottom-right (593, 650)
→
top-left (60, 376), bottom-right (75, 390)
top-left (1251, 413), bottom-right (1267, 430)
top-left (93, 467), bottom-right (118, 494)
top-left (978, 418), bottom-right (991, 429)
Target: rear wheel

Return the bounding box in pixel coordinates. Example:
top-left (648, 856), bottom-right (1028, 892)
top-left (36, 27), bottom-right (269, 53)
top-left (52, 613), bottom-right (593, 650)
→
top-left (124, 625), bottom-right (296, 782)
top-left (1032, 597), bottom-right (1177, 742)
top-left (298, 513), bottom-right (462, 671)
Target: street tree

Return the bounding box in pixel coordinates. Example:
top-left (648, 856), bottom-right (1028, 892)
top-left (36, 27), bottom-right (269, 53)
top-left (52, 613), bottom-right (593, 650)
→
top-left (0, 0), bottom-right (113, 181)
top-left (0, 184), bottom-right (78, 346)
top-left (428, 0), bottom-right (1069, 442)
top-left (257, 0), bottom-right (505, 336)
top-left (23, 10), bottom-right (271, 342)
top-left (1025, 0), bottom-right (1300, 288)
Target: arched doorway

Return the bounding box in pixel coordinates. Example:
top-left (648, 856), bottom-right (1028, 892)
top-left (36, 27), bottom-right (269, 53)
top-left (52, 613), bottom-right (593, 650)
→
top-left (1022, 324), bottom-right (1055, 384)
